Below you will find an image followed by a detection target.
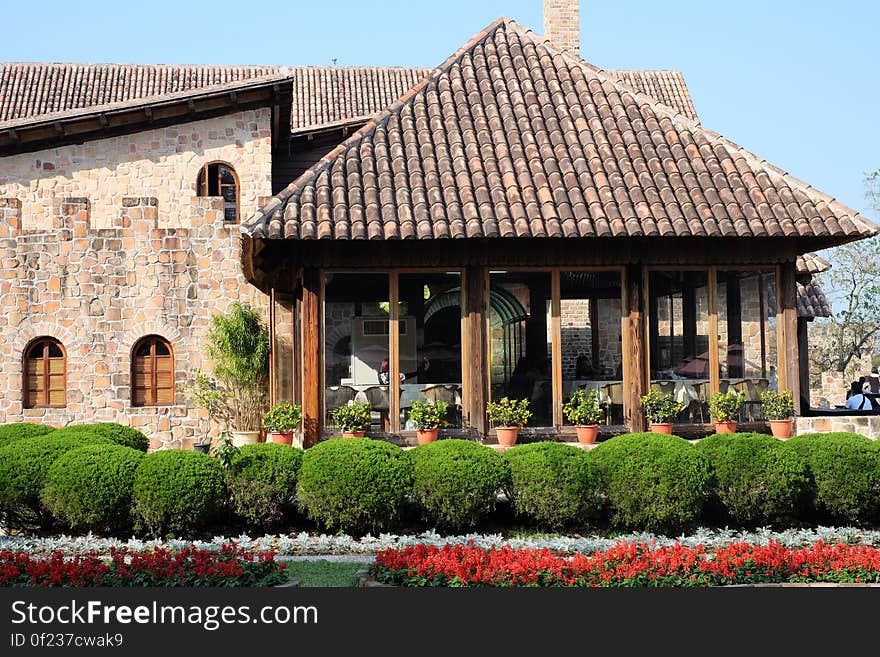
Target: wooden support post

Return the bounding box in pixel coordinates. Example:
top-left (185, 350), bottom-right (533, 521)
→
top-left (798, 317), bottom-right (811, 412)
top-left (300, 267), bottom-right (321, 447)
top-left (463, 266), bottom-right (488, 437)
top-left (780, 261), bottom-right (801, 415)
top-left (624, 264), bottom-right (647, 432)
top-left (551, 270), bottom-right (563, 429)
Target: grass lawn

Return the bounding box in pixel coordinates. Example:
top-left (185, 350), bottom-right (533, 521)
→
top-left (283, 560), bottom-right (365, 587)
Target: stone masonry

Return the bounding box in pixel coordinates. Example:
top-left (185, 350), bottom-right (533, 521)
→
top-left (0, 196), bottom-right (268, 449)
top-left (0, 110), bottom-right (272, 449)
top-left (0, 109), bottom-right (272, 229)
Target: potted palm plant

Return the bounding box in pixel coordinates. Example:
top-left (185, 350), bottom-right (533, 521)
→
top-left (408, 399), bottom-right (448, 444)
top-left (760, 389), bottom-right (795, 440)
top-left (185, 303), bottom-right (269, 447)
top-left (709, 390), bottom-right (745, 434)
top-left (331, 400), bottom-right (372, 438)
top-left (641, 389), bottom-right (685, 434)
top-left (486, 397), bottom-right (532, 447)
top-left (263, 402), bottom-right (303, 445)
top-left (562, 389), bottom-right (604, 445)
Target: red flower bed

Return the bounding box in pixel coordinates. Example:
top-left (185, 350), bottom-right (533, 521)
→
top-left (0, 544), bottom-right (287, 587)
top-left (372, 541), bottom-right (880, 587)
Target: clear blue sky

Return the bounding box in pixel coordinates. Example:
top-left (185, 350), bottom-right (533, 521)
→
top-left (3, 0), bottom-right (878, 220)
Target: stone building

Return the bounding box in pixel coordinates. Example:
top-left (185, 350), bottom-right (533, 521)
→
top-left (0, 1), bottom-right (865, 448)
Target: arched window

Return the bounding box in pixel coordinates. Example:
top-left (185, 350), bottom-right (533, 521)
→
top-left (24, 338), bottom-right (66, 408)
top-left (132, 336), bottom-right (174, 407)
top-left (196, 162), bottom-right (238, 223)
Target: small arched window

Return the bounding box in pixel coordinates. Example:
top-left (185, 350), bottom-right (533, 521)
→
top-left (196, 162), bottom-right (238, 223)
top-left (24, 338), bottom-right (66, 408)
top-left (132, 336), bottom-right (174, 407)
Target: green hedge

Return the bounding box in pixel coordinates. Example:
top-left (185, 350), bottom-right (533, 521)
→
top-left (788, 432), bottom-right (880, 524)
top-left (51, 423), bottom-right (149, 452)
top-left (132, 450), bottom-right (226, 537)
top-left (297, 439), bottom-right (412, 534)
top-left (410, 440), bottom-right (510, 531)
top-left (695, 433), bottom-right (810, 527)
top-left (589, 433), bottom-right (712, 533)
top-left (228, 443), bottom-right (303, 531)
top-left (0, 422), bottom-right (56, 448)
top-left (504, 442), bottom-right (602, 530)
top-left (0, 432), bottom-right (112, 531)
top-left (41, 444), bottom-right (144, 534)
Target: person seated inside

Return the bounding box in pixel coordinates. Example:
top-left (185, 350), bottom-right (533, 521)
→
top-left (377, 358), bottom-right (405, 385)
top-left (845, 380), bottom-right (873, 411)
top-left (863, 367), bottom-right (880, 394)
top-left (574, 355), bottom-right (597, 380)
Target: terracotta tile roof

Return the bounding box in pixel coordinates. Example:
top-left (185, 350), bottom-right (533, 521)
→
top-left (244, 18), bottom-right (877, 242)
top-left (796, 252), bottom-right (832, 275)
top-left (0, 62), bottom-right (697, 132)
top-left (798, 279), bottom-right (831, 319)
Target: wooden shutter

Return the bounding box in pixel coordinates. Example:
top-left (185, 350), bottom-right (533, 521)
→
top-left (132, 337), bottom-right (174, 406)
top-left (24, 339), bottom-right (66, 408)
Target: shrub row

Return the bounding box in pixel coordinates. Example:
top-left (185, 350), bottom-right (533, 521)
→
top-left (2, 427), bottom-right (880, 537)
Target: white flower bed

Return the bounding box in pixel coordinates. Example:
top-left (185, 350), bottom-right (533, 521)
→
top-left (3, 526), bottom-right (880, 556)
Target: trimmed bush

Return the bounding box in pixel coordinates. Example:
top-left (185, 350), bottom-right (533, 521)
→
top-left (297, 438), bottom-right (412, 534)
top-left (41, 444), bottom-right (144, 534)
top-left (589, 432), bottom-right (711, 533)
top-left (0, 422), bottom-right (56, 448)
top-left (228, 443), bottom-right (303, 530)
top-left (132, 450), bottom-right (226, 537)
top-left (695, 432), bottom-right (810, 526)
top-left (788, 432), bottom-right (880, 524)
top-left (504, 442), bottom-right (602, 530)
top-left (0, 433), bottom-right (111, 531)
top-left (410, 439), bottom-right (510, 531)
top-left (51, 423), bottom-right (149, 452)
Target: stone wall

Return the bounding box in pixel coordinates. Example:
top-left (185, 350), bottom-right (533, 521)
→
top-left (795, 415), bottom-right (880, 439)
top-left (0, 109), bottom-right (272, 229)
top-left (0, 196), bottom-right (268, 450)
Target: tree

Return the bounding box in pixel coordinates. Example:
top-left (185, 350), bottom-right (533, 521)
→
top-left (809, 172), bottom-right (880, 378)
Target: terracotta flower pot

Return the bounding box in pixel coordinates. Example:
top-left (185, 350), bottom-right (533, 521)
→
top-left (769, 419), bottom-right (793, 440)
top-left (714, 421), bottom-right (738, 435)
top-left (230, 430), bottom-right (260, 447)
top-left (649, 422), bottom-right (673, 435)
top-left (495, 427), bottom-right (519, 447)
top-left (268, 431), bottom-right (294, 445)
top-left (416, 428), bottom-right (439, 445)
top-left (575, 424), bottom-right (599, 445)
top-left (342, 430), bottom-right (366, 438)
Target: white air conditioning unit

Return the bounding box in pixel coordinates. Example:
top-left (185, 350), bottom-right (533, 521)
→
top-left (350, 316), bottom-right (418, 384)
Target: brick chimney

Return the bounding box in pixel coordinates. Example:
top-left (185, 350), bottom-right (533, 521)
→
top-left (543, 0), bottom-right (580, 54)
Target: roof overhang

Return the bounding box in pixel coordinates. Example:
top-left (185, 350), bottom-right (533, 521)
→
top-left (0, 75), bottom-right (293, 156)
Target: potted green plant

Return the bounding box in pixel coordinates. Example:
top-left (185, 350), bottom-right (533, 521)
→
top-left (709, 390), bottom-right (745, 434)
top-left (408, 399), bottom-right (449, 444)
top-left (561, 389), bottom-right (604, 445)
top-left (760, 389), bottom-right (795, 440)
top-left (185, 303), bottom-right (269, 446)
top-left (641, 389), bottom-right (685, 434)
top-left (486, 397), bottom-right (532, 447)
top-left (331, 400), bottom-right (372, 438)
top-left (263, 402), bottom-right (303, 446)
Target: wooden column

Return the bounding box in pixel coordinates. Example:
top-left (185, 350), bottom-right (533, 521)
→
top-left (798, 317), bottom-right (811, 412)
top-left (780, 261), bottom-right (801, 415)
top-left (300, 267), bottom-right (321, 447)
top-left (551, 270), bottom-right (563, 429)
top-left (463, 266), bottom-right (488, 437)
top-left (624, 264), bottom-right (647, 432)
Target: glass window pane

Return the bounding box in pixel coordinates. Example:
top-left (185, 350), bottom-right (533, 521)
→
top-left (717, 270), bottom-right (778, 421)
top-left (207, 165), bottom-right (220, 196)
top-left (273, 294), bottom-right (296, 404)
top-left (218, 165), bottom-right (236, 186)
top-left (154, 339), bottom-right (171, 356)
top-left (397, 273), bottom-right (463, 429)
top-left (46, 341), bottom-right (63, 358)
top-left (648, 271), bottom-right (710, 423)
top-left (134, 340), bottom-right (152, 357)
top-left (324, 273), bottom-right (390, 433)
top-left (224, 204), bottom-right (237, 223)
top-left (489, 271), bottom-right (553, 427)
top-left (561, 271), bottom-right (623, 425)
top-left (221, 185), bottom-right (236, 202)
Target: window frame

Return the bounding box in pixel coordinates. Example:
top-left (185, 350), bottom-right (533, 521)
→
top-left (131, 335), bottom-right (175, 407)
top-left (23, 337), bottom-right (67, 409)
top-left (196, 161), bottom-right (240, 224)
